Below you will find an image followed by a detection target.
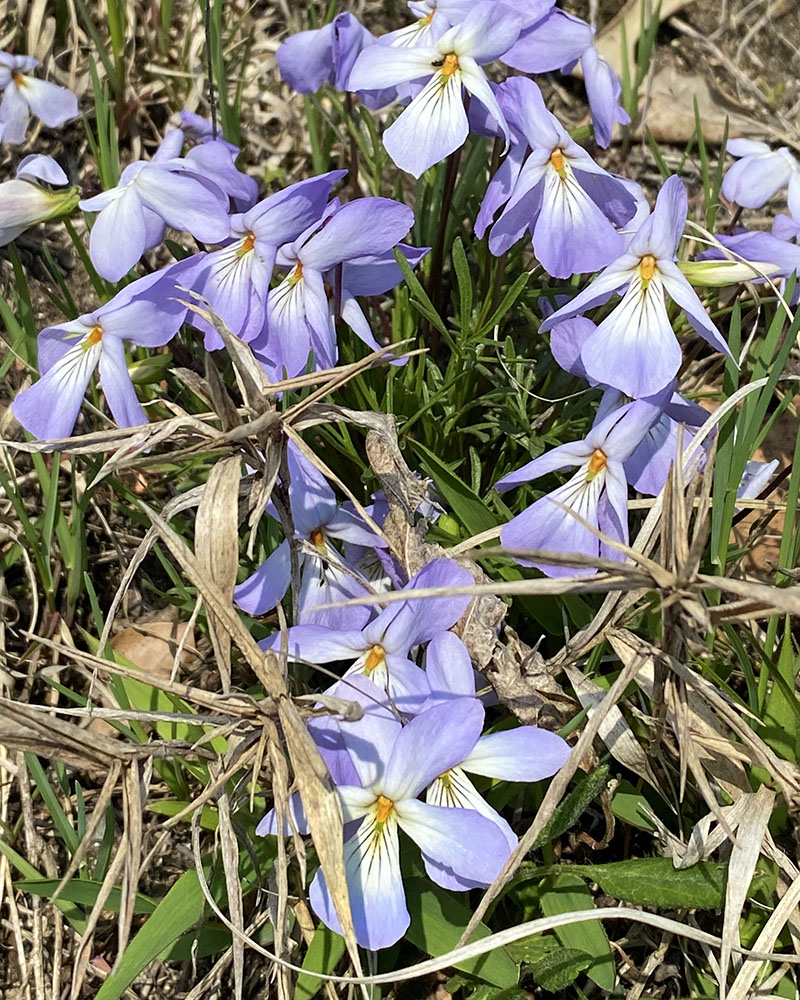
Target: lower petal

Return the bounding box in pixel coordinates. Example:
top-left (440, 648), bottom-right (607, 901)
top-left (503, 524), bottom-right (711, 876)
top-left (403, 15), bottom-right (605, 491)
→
top-left (383, 72), bottom-right (468, 179)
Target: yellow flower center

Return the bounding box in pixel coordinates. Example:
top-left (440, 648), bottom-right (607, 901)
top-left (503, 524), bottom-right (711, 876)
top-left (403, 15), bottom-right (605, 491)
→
top-left (83, 325), bottom-right (103, 350)
top-left (11, 71), bottom-right (23, 86)
top-left (288, 261), bottom-right (304, 286)
top-left (586, 449), bottom-right (608, 481)
top-left (236, 232), bottom-right (256, 257)
top-left (375, 795), bottom-right (395, 824)
top-left (441, 52), bottom-right (459, 76)
top-left (419, 12), bottom-right (434, 25)
top-left (639, 253), bottom-right (657, 283)
top-left (309, 527), bottom-right (325, 548)
top-left (549, 149), bottom-right (565, 174)
top-left (363, 644), bottom-right (385, 675)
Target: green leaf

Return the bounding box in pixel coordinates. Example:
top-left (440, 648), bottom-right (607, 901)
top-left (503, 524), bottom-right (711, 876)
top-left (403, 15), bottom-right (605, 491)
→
top-left (526, 947), bottom-right (592, 993)
top-left (452, 236), bottom-right (473, 334)
top-left (611, 779), bottom-right (657, 832)
top-left (0, 838), bottom-right (87, 934)
top-left (95, 867), bottom-right (206, 1000)
top-left (505, 933), bottom-right (559, 964)
top-left (577, 858), bottom-right (727, 910)
top-left (410, 439), bottom-right (496, 536)
top-left (538, 873), bottom-right (615, 991)
top-left (16, 878), bottom-right (156, 915)
top-left (533, 765), bottom-right (611, 848)
top-left (763, 620), bottom-right (800, 763)
top-left (405, 877), bottom-right (518, 987)
top-left (393, 246), bottom-right (449, 338)
top-left (295, 925), bottom-right (346, 1000)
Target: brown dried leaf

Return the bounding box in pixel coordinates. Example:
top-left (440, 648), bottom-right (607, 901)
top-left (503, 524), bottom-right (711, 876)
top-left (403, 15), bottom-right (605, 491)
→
top-left (110, 620), bottom-right (198, 678)
top-left (196, 456), bottom-right (243, 692)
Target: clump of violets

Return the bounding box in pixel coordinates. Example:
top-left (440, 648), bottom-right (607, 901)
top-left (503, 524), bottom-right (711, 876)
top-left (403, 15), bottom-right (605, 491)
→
top-left (0, 51), bottom-right (78, 144)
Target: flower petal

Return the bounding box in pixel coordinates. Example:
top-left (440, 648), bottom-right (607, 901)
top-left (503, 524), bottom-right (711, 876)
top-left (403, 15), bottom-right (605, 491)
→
top-left (13, 338), bottom-right (100, 439)
top-left (97, 335), bottom-right (147, 428)
top-left (377, 557), bottom-right (473, 652)
top-left (396, 798), bottom-right (510, 884)
top-left (383, 71), bottom-right (468, 178)
top-left (88, 187), bottom-right (147, 281)
top-left (463, 727), bottom-right (570, 781)
top-left (234, 539), bottom-right (292, 615)
top-left (15, 75), bottom-right (78, 127)
top-left (382, 697), bottom-right (484, 800)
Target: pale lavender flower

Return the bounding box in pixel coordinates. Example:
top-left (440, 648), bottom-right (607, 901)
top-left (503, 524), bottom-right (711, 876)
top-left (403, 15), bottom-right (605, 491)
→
top-left (0, 51), bottom-right (78, 144)
top-left (79, 133), bottom-right (231, 281)
top-left (721, 139), bottom-right (800, 215)
top-left (13, 263), bottom-right (193, 439)
top-left (501, 9), bottom-right (628, 147)
top-left (475, 77), bottom-right (636, 276)
top-left (251, 196), bottom-right (417, 377)
top-left (260, 558), bottom-right (473, 710)
top-left (540, 175), bottom-right (732, 398)
top-left (0, 154), bottom-right (79, 246)
top-left (184, 170), bottom-right (345, 348)
top-left (235, 443), bottom-right (381, 630)
top-left (349, 1), bottom-right (521, 177)
top-left (308, 682), bottom-right (510, 949)
top-left (496, 398), bottom-right (663, 576)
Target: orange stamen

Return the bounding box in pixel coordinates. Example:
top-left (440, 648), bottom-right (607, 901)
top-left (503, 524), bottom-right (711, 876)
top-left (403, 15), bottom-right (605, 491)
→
top-left (441, 53), bottom-right (459, 76)
top-left (640, 253), bottom-right (657, 282)
top-left (375, 795), bottom-right (394, 824)
top-left (586, 449), bottom-right (607, 481)
top-left (236, 232), bottom-right (256, 257)
top-left (11, 71), bottom-right (23, 86)
top-left (549, 149), bottom-right (565, 173)
top-left (86, 325), bottom-right (103, 347)
top-left (288, 261), bottom-right (304, 285)
top-left (364, 644), bottom-right (385, 675)
top-left (309, 527), bottom-right (325, 548)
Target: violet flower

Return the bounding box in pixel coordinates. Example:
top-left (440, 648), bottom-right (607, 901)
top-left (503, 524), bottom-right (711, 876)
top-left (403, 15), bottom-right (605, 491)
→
top-left (540, 175), bottom-right (732, 398)
top-left (308, 685), bottom-right (510, 949)
top-left (13, 263), bottom-right (193, 439)
top-left (475, 77), bottom-right (636, 277)
top-left (234, 443), bottom-right (381, 630)
top-left (0, 52), bottom-right (78, 144)
top-left (420, 632), bottom-right (569, 883)
top-left (349, 1), bottom-right (521, 177)
top-left (549, 317), bottom-right (710, 496)
top-left (184, 170), bottom-right (346, 349)
top-left (501, 8), bottom-right (629, 148)
top-left (251, 196), bottom-right (416, 377)
top-left (276, 12), bottom-right (396, 109)
top-left (721, 139), bottom-right (800, 215)
top-left (260, 558), bottom-right (473, 710)
top-left (0, 154), bottom-right (80, 246)
top-left (496, 398), bottom-right (663, 576)
top-left (79, 133), bottom-right (231, 282)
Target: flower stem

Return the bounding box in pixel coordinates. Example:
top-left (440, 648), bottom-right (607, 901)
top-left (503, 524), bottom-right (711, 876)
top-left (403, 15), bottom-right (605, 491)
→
top-left (424, 143), bottom-right (464, 353)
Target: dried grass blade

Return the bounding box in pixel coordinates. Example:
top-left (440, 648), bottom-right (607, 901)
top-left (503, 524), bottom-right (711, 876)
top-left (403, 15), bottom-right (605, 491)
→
top-left (719, 785), bottom-right (775, 996)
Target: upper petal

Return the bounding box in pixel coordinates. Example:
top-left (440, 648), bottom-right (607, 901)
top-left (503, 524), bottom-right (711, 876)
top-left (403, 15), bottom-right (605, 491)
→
top-left (463, 727), bottom-right (570, 781)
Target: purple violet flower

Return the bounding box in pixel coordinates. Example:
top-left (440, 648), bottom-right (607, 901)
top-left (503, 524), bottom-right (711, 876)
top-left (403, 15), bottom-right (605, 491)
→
top-left (540, 175), bottom-right (732, 398)
top-left (234, 443), bottom-right (382, 630)
top-left (475, 77), bottom-right (636, 277)
top-left (260, 558), bottom-right (473, 710)
top-left (79, 133), bottom-right (231, 282)
top-left (721, 139), bottom-right (800, 215)
top-left (549, 318), bottom-right (710, 496)
top-left (250, 196), bottom-right (417, 377)
top-left (496, 398), bottom-right (663, 576)
top-left (184, 170), bottom-right (346, 349)
top-left (0, 51), bottom-right (78, 144)
top-left (13, 263), bottom-right (193, 439)
top-left (308, 685), bottom-right (510, 949)
top-left (500, 8), bottom-right (629, 148)
top-left (349, 1), bottom-right (521, 177)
